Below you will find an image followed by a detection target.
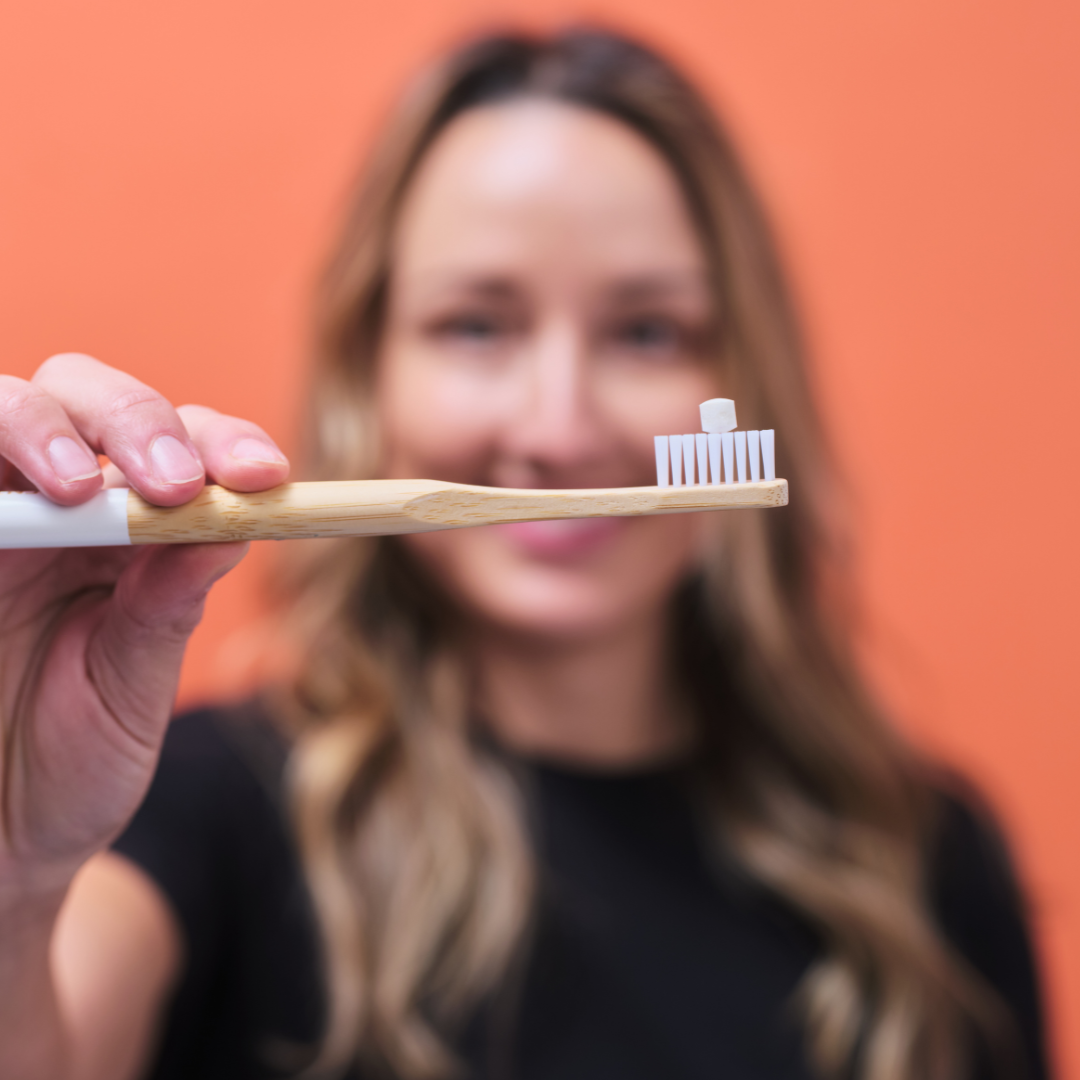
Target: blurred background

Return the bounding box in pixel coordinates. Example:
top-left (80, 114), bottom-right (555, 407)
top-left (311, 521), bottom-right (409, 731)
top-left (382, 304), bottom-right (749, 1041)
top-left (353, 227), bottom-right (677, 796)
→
top-left (1, 0), bottom-right (1076, 1071)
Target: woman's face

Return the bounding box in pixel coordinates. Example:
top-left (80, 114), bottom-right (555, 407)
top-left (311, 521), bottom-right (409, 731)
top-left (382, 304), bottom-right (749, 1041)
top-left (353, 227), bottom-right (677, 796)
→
top-left (378, 100), bottom-right (722, 641)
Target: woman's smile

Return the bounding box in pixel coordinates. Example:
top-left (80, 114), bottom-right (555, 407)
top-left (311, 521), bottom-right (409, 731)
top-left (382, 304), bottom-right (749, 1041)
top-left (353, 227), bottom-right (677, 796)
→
top-left (492, 517), bottom-right (629, 560)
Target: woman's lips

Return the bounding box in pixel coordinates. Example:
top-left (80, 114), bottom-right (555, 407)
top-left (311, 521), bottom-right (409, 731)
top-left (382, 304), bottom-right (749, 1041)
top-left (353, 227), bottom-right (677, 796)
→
top-left (491, 517), bottom-right (628, 559)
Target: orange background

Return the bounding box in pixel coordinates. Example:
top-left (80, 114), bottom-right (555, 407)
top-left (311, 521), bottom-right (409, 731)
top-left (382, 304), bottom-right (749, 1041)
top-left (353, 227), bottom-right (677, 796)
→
top-left (1, 0), bottom-right (1076, 1071)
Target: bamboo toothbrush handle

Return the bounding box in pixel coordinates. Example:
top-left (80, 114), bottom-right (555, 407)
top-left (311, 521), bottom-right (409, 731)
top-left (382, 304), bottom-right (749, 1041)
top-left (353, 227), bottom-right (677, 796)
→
top-left (127, 479), bottom-right (788, 543)
top-left (0, 478), bottom-right (788, 549)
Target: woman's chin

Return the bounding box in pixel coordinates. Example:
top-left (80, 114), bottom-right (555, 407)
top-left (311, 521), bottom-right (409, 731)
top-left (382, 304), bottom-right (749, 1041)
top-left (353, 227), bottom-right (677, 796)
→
top-left (466, 588), bottom-right (639, 643)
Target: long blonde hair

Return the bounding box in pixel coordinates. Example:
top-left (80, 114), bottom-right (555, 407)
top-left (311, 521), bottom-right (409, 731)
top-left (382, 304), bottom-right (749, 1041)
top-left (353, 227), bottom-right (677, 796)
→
top-left (273, 28), bottom-right (1008, 1080)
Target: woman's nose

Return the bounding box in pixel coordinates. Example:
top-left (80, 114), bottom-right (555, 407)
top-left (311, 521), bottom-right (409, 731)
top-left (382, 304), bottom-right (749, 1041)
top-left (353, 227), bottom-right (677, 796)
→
top-left (500, 317), bottom-right (608, 473)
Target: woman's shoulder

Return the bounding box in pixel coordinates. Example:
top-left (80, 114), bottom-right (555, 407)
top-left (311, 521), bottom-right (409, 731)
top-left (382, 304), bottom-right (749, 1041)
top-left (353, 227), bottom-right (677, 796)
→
top-left (124, 700), bottom-right (290, 829)
top-left (926, 778), bottom-right (1032, 944)
top-left (925, 778), bottom-right (1050, 1080)
top-left (162, 699), bottom-right (292, 807)
top-left (110, 700), bottom-right (297, 936)
top-left (156, 698), bottom-right (290, 788)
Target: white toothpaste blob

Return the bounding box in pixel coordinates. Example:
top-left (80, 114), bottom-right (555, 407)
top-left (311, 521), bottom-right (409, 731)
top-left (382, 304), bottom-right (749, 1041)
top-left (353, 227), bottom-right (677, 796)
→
top-left (699, 398), bottom-right (737, 434)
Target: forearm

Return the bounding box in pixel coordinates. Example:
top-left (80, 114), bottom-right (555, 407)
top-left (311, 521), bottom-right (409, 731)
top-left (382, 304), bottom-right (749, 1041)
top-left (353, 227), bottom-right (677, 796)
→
top-left (0, 885), bottom-right (72, 1080)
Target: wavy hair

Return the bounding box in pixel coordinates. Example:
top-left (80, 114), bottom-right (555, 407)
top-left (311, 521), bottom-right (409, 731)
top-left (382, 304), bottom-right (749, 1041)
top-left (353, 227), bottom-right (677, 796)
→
top-left (272, 28), bottom-right (1008, 1080)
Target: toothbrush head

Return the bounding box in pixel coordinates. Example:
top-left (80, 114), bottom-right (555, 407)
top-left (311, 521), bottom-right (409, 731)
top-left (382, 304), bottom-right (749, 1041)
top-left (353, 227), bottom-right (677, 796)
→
top-left (654, 400), bottom-right (774, 487)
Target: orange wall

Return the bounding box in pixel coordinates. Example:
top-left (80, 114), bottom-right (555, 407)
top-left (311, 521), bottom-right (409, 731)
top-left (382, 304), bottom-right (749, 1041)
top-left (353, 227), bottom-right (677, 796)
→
top-left (1, 0), bottom-right (1076, 1070)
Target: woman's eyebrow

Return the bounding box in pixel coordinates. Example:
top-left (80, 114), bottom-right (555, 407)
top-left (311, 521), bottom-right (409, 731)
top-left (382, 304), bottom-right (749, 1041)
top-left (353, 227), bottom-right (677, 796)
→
top-left (606, 273), bottom-right (711, 304)
top-left (408, 273), bottom-right (522, 303)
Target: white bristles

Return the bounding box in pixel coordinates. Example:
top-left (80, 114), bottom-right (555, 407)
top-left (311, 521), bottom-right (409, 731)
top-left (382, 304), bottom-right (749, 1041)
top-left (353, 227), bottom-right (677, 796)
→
top-left (735, 431), bottom-right (747, 483)
top-left (747, 430), bottom-right (761, 482)
top-left (654, 435), bottom-right (670, 487)
top-left (656, 403), bottom-right (776, 488)
top-left (708, 433), bottom-right (721, 485)
top-left (669, 434), bottom-right (684, 486)
top-left (695, 434), bottom-right (709, 486)
top-left (682, 434), bottom-right (696, 484)
top-left (760, 429), bottom-right (775, 481)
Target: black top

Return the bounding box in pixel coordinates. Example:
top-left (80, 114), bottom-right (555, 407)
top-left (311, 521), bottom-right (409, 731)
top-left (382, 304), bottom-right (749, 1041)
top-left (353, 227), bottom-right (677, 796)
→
top-left (113, 707), bottom-right (1050, 1080)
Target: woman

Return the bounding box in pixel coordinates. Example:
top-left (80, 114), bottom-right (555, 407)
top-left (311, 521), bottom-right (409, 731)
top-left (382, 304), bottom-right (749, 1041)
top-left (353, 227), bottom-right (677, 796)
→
top-left (0, 29), bottom-right (1048, 1080)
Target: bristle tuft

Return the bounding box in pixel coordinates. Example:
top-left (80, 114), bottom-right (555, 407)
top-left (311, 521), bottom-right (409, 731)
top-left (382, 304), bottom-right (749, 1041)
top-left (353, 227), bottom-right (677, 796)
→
top-left (748, 430), bottom-right (761, 483)
top-left (654, 435), bottom-right (670, 487)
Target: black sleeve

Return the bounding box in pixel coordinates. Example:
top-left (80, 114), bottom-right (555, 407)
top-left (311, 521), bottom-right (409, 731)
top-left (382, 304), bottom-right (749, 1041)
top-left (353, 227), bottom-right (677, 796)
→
top-left (930, 789), bottom-right (1052, 1080)
top-left (111, 707), bottom-right (325, 1080)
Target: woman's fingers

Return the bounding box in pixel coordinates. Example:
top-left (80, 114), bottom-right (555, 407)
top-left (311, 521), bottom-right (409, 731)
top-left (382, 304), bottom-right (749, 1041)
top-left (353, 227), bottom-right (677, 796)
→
top-left (0, 375), bottom-right (103, 504)
top-left (176, 404), bottom-right (290, 492)
top-left (32, 354), bottom-right (205, 507)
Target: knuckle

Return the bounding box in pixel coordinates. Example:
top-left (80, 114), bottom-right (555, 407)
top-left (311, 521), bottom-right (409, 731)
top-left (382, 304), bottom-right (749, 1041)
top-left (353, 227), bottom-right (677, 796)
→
top-left (0, 378), bottom-right (47, 426)
top-left (102, 387), bottom-right (171, 425)
top-left (115, 591), bottom-right (207, 651)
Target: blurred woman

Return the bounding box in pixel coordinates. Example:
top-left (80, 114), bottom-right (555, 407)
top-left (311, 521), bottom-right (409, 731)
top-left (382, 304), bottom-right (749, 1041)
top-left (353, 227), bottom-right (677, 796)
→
top-left (0, 29), bottom-right (1048, 1080)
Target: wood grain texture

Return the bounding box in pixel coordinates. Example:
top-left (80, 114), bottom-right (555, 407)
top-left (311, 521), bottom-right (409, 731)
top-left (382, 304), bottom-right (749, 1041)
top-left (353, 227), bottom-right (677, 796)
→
top-left (125, 479), bottom-right (789, 544)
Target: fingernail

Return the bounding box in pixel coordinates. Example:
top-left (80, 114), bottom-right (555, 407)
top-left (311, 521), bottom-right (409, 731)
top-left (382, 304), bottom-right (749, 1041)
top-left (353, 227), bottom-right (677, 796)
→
top-left (149, 435), bottom-right (203, 485)
top-left (230, 437), bottom-right (287, 465)
top-left (48, 436), bottom-right (101, 483)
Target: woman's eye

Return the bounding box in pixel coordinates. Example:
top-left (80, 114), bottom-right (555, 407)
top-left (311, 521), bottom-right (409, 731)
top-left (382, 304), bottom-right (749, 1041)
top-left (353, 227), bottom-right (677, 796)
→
top-left (432, 314), bottom-right (506, 343)
top-left (613, 317), bottom-right (681, 351)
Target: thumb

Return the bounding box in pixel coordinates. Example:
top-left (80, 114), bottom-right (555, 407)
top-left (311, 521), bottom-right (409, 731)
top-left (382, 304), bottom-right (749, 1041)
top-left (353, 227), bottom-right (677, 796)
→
top-left (85, 542), bottom-right (249, 743)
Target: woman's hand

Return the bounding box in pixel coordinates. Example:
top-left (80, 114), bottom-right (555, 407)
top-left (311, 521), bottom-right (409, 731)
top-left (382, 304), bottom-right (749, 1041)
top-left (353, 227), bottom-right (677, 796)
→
top-left (0, 353), bottom-right (290, 900)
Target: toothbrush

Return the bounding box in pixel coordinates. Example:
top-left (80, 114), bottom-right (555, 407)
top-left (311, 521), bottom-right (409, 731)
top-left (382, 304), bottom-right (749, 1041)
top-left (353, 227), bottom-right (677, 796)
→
top-left (0, 401), bottom-right (784, 549)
